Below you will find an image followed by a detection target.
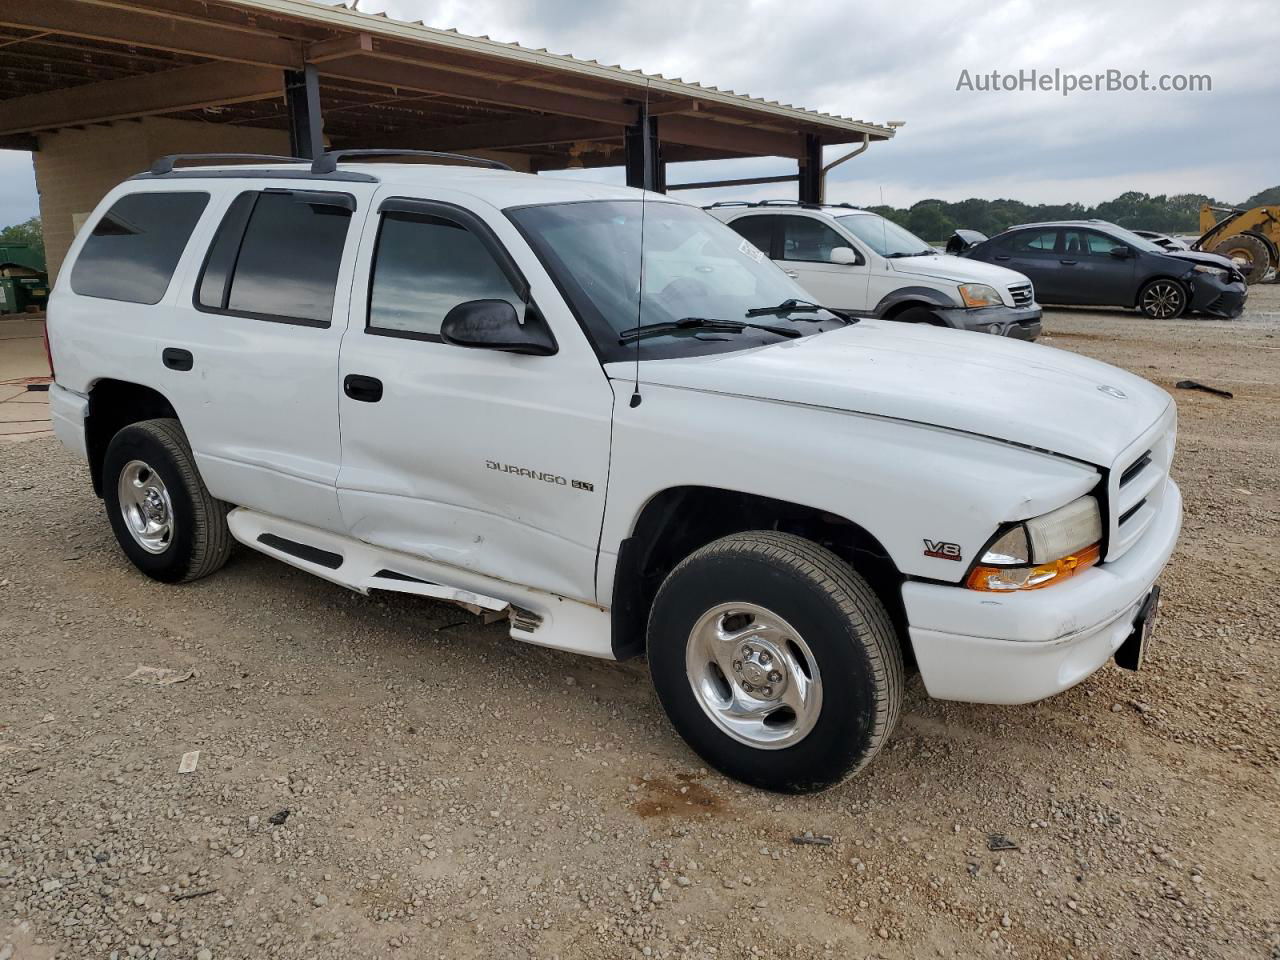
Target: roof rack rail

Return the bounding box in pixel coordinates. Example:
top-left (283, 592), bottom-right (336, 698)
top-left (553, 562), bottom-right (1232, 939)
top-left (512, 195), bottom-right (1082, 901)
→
top-left (704, 200), bottom-right (755, 209)
top-left (150, 154), bottom-right (305, 175)
top-left (758, 199), bottom-right (804, 206)
top-left (311, 149), bottom-right (514, 175)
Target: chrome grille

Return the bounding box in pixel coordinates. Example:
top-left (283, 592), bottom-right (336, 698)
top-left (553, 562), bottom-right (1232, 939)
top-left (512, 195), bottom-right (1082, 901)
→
top-left (1106, 408), bottom-right (1176, 561)
top-left (1008, 283), bottom-right (1034, 307)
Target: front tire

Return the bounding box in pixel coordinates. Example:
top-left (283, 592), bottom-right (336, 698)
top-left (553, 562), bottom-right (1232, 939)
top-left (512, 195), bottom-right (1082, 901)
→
top-left (647, 532), bottom-right (903, 793)
top-left (894, 305), bottom-right (947, 326)
top-left (1138, 278), bottom-right (1187, 319)
top-left (102, 418), bottom-right (232, 583)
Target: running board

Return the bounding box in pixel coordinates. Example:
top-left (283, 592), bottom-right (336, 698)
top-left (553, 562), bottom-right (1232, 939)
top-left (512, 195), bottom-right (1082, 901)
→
top-left (226, 508), bottom-right (610, 659)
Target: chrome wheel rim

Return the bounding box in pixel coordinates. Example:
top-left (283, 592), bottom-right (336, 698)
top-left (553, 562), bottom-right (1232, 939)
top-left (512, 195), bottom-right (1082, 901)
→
top-left (1142, 281), bottom-right (1183, 319)
top-left (117, 459), bottom-right (174, 554)
top-left (684, 602), bottom-right (822, 750)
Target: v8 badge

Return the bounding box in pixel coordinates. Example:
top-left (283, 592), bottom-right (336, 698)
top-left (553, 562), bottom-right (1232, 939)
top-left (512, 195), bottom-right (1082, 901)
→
top-left (923, 539), bottom-right (963, 561)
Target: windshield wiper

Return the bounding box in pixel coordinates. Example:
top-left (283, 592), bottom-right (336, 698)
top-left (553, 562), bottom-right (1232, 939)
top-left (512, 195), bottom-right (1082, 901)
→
top-left (745, 298), bottom-right (857, 323)
top-left (885, 250), bottom-right (935, 258)
top-left (617, 316), bottom-right (801, 344)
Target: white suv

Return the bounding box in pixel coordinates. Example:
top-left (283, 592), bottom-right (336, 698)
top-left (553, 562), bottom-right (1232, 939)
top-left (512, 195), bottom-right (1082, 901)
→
top-left (47, 153), bottom-right (1179, 792)
top-left (708, 201), bottom-right (1042, 339)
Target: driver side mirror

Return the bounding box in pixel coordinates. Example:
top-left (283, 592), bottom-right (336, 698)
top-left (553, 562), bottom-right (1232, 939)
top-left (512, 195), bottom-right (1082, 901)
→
top-left (1109, 246), bottom-right (1134, 259)
top-left (440, 299), bottom-right (557, 356)
top-left (829, 246), bottom-right (859, 265)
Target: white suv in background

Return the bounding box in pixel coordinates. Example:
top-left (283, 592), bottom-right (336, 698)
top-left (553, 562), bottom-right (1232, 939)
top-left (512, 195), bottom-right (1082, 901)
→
top-left (709, 201), bottom-right (1042, 339)
top-left (47, 153), bottom-right (1178, 793)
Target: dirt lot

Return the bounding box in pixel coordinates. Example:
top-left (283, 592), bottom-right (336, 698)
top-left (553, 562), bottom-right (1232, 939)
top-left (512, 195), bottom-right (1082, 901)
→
top-left (2, 288), bottom-right (1277, 960)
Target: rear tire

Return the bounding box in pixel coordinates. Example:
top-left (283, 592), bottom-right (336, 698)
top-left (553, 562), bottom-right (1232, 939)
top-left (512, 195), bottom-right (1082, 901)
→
top-left (647, 531), bottom-right (903, 793)
top-left (1210, 233), bottom-right (1271, 284)
top-left (102, 418), bottom-right (232, 583)
top-left (1138, 278), bottom-right (1187, 319)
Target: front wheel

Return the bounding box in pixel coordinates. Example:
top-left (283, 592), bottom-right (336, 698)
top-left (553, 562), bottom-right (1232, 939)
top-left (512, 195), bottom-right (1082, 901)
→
top-left (647, 532), bottom-right (903, 793)
top-left (1138, 278), bottom-right (1187, 319)
top-left (103, 418), bottom-right (232, 583)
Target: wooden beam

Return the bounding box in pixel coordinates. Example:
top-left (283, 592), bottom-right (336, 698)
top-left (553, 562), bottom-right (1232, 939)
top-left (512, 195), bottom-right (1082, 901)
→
top-left (646, 99), bottom-right (704, 117)
top-left (319, 56), bottom-right (637, 126)
top-left (0, 0), bottom-right (302, 69)
top-left (418, 116), bottom-right (621, 152)
top-left (658, 114), bottom-right (804, 160)
top-left (306, 32), bottom-right (374, 64)
top-left (0, 61), bottom-right (284, 135)
top-left (0, 134), bottom-right (39, 151)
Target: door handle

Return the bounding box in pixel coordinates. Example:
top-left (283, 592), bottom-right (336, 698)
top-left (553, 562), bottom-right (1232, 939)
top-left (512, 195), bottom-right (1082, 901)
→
top-left (343, 374), bottom-right (383, 403)
top-left (784, 269), bottom-right (799, 279)
top-left (1059, 259), bottom-right (1078, 265)
top-left (162, 347), bottom-right (193, 371)
top-left (993, 255), bottom-right (1011, 261)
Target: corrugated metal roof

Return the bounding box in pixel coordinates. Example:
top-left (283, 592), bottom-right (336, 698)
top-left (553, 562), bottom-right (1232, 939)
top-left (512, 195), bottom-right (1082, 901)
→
top-left (221, 0), bottom-right (896, 141)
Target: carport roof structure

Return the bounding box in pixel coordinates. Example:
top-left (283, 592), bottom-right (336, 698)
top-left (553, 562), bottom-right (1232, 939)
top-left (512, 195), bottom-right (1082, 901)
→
top-left (0, 0), bottom-right (896, 195)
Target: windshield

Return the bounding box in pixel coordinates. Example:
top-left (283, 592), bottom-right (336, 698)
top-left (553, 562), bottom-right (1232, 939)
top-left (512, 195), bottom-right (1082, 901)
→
top-left (507, 200), bottom-right (843, 361)
top-left (836, 214), bottom-right (934, 258)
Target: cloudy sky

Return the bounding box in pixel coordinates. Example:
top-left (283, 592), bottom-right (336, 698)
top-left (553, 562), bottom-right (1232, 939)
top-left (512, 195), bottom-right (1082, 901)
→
top-left (1, 0), bottom-right (1277, 226)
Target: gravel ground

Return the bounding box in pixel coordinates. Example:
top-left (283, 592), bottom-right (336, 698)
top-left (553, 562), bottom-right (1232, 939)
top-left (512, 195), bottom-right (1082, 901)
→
top-left (1, 287), bottom-right (1277, 960)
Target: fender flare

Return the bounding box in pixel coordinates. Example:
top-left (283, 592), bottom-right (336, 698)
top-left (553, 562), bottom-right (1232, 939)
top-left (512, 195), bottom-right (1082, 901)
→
top-left (875, 286), bottom-right (957, 320)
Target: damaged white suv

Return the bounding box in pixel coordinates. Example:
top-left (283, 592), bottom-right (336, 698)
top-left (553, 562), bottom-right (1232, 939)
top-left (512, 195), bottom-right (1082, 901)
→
top-left (48, 153), bottom-right (1181, 792)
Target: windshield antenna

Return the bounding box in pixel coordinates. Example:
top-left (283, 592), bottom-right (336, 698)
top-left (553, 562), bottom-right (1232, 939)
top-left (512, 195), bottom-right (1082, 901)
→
top-left (629, 81), bottom-right (653, 409)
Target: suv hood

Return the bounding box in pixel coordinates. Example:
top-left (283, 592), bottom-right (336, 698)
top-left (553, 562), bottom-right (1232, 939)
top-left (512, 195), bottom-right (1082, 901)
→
top-left (617, 320), bottom-right (1170, 467)
top-left (888, 253), bottom-right (1030, 288)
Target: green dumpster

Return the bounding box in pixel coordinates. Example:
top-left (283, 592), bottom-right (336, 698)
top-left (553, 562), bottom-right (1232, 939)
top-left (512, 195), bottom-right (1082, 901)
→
top-left (0, 242), bottom-right (49, 314)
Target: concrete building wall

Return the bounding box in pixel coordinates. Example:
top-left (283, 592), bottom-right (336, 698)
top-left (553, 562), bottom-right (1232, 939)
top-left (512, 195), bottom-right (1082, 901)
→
top-left (35, 118), bottom-right (290, 281)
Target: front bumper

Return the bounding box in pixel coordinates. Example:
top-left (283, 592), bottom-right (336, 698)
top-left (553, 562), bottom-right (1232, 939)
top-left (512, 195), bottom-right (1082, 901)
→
top-left (934, 303), bottom-right (1043, 340)
top-left (902, 480), bottom-right (1182, 705)
top-left (1186, 275), bottom-right (1248, 318)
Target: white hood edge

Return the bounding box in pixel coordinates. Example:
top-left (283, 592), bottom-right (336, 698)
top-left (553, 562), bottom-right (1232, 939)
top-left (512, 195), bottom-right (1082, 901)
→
top-left (609, 320), bottom-right (1171, 468)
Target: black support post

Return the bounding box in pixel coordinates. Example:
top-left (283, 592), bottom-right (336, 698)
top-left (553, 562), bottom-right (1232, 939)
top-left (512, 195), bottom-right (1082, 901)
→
top-left (284, 64), bottom-right (324, 160)
top-left (798, 133), bottom-right (823, 204)
top-left (624, 109), bottom-right (664, 192)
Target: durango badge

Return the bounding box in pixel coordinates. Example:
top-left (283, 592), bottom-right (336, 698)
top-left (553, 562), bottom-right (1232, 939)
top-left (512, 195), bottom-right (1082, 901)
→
top-left (923, 539), bottom-right (963, 561)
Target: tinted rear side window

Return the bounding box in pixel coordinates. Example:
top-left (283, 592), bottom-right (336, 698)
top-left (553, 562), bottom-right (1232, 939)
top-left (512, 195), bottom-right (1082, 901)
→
top-left (726, 216), bottom-right (775, 258)
top-left (197, 191), bottom-right (354, 326)
top-left (228, 193), bottom-right (352, 325)
top-left (70, 192), bottom-right (208, 304)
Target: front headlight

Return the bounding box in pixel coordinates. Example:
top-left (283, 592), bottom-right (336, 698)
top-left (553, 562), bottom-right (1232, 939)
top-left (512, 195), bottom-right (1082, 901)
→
top-left (1192, 264), bottom-right (1228, 280)
top-left (959, 283), bottom-right (1004, 308)
top-left (966, 496), bottom-right (1103, 592)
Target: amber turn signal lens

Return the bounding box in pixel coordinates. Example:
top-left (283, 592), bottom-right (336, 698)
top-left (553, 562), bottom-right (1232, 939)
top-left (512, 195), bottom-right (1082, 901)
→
top-left (965, 543), bottom-right (1101, 592)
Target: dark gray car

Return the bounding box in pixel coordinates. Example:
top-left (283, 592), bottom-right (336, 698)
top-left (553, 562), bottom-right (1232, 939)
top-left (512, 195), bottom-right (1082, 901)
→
top-left (964, 220), bottom-right (1248, 319)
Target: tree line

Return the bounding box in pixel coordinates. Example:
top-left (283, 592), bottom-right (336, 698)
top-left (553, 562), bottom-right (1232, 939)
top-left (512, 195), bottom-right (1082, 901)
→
top-left (865, 185), bottom-right (1280, 243)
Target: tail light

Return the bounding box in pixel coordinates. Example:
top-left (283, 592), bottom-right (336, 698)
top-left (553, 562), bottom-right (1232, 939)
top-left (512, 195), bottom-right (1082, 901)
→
top-left (42, 321), bottom-right (55, 381)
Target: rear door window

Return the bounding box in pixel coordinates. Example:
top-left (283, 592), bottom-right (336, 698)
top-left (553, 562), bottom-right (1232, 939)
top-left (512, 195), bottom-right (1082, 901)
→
top-left (725, 215), bottom-right (776, 258)
top-left (1007, 230), bottom-right (1059, 254)
top-left (70, 192), bottom-right (209, 304)
top-left (197, 190), bottom-right (354, 326)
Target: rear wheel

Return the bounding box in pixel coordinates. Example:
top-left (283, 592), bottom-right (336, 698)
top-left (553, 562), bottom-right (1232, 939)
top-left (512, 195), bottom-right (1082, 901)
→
top-left (647, 531), bottom-right (903, 793)
top-left (103, 418), bottom-right (232, 583)
top-left (1210, 233), bottom-right (1271, 284)
top-left (1138, 278), bottom-right (1187, 319)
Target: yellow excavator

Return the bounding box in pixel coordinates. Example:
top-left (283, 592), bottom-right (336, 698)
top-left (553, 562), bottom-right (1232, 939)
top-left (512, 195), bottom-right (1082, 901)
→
top-left (1193, 204), bottom-right (1279, 283)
